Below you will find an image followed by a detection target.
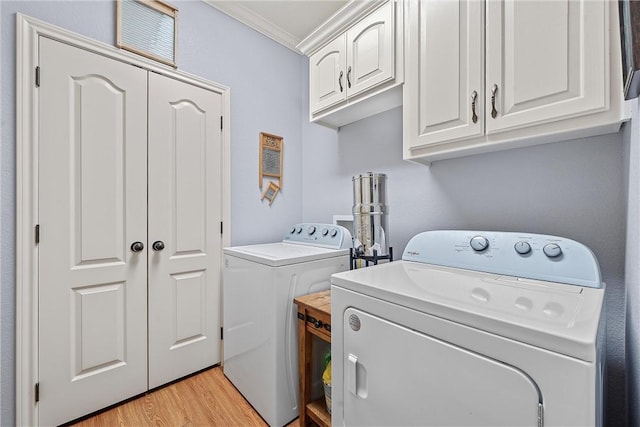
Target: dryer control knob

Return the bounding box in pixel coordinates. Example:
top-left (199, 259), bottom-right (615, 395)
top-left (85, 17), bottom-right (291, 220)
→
top-left (330, 229), bottom-right (338, 238)
top-left (295, 227), bottom-right (303, 234)
top-left (543, 243), bottom-right (562, 258)
top-left (307, 225), bottom-right (316, 235)
top-left (470, 235), bottom-right (489, 252)
top-left (514, 241), bottom-right (531, 255)
top-left (290, 227), bottom-right (296, 234)
top-left (321, 228), bottom-right (329, 236)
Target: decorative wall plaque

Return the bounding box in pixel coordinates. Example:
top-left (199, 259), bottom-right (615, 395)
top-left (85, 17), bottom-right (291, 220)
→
top-left (259, 132), bottom-right (283, 189)
top-left (261, 181), bottom-right (281, 205)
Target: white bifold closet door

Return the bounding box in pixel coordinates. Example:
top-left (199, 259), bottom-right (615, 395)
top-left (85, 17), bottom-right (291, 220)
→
top-left (38, 37), bottom-right (149, 426)
top-left (147, 72), bottom-right (222, 389)
top-left (38, 37), bottom-right (222, 426)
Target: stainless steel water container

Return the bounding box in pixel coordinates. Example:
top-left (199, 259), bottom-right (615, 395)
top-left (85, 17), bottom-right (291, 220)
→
top-left (352, 172), bottom-right (389, 256)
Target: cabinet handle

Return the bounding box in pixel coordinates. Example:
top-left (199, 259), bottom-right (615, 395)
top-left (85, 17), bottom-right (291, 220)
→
top-left (347, 66), bottom-right (352, 88)
top-left (339, 71), bottom-right (344, 92)
top-left (490, 84), bottom-right (498, 119)
top-left (471, 90), bottom-right (478, 124)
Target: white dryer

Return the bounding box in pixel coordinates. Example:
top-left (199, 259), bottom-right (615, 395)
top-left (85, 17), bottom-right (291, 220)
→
top-left (331, 230), bottom-right (605, 427)
top-left (223, 223), bottom-right (352, 426)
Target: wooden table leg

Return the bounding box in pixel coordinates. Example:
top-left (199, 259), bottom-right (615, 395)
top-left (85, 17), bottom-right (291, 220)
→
top-left (298, 311), bottom-right (313, 427)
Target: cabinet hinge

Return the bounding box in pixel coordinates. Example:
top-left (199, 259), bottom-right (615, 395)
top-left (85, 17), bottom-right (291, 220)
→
top-left (35, 224), bottom-right (40, 244)
top-left (35, 66), bottom-right (40, 87)
top-left (35, 383), bottom-right (40, 403)
top-left (220, 327), bottom-right (223, 340)
top-left (220, 221), bottom-right (223, 234)
top-left (538, 403), bottom-right (544, 427)
top-left (220, 116), bottom-right (223, 130)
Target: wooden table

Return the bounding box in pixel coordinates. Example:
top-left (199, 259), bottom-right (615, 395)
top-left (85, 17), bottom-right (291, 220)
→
top-left (294, 290), bottom-right (332, 427)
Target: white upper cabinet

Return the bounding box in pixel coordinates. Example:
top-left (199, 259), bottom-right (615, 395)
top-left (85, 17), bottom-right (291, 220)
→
top-left (404, 0), bottom-right (484, 145)
top-left (310, 37), bottom-right (347, 113)
top-left (345, 3), bottom-right (395, 98)
top-left (404, 0), bottom-right (626, 163)
top-left (485, 0), bottom-right (606, 133)
top-left (303, 0), bottom-right (403, 128)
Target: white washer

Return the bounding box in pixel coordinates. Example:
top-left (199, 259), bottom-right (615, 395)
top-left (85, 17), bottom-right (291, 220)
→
top-left (223, 223), bottom-right (352, 426)
top-left (331, 230), bottom-right (605, 427)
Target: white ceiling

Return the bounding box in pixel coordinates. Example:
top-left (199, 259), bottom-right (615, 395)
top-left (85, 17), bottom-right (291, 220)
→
top-left (204, 0), bottom-right (350, 53)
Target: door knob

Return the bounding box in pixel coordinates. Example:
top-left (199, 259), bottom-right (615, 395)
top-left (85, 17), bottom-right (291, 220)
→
top-left (152, 240), bottom-right (165, 251)
top-left (130, 241), bottom-right (144, 252)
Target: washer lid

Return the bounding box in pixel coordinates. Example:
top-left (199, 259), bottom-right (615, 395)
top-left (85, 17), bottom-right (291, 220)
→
top-left (224, 242), bottom-right (349, 267)
top-left (331, 261), bottom-right (605, 362)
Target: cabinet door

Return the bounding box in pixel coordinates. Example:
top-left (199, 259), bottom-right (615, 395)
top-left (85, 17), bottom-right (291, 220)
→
top-left (486, 0), bottom-right (607, 133)
top-left (309, 36), bottom-right (346, 114)
top-left (346, 1), bottom-right (395, 97)
top-left (403, 0), bottom-right (484, 152)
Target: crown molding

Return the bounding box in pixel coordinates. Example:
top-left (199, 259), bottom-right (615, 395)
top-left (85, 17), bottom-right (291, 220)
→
top-left (204, 0), bottom-right (301, 53)
top-left (296, 0), bottom-right (386, 56)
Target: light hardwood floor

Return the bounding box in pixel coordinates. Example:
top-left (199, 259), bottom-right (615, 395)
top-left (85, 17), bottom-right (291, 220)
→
top-left (70, 366), bottom-right (301, 427)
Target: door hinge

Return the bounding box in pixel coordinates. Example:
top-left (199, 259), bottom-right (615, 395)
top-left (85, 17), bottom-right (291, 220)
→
top-left (538, 403), bottom-right (544, 427)
top-left (35, 383), bottom-right (40, 403)
top-left (220, 327), bottom-right (223, 340)
top-left (220, 116), bottom-right (223, 131)
top-left (220, 221), bottom-right (223, 235)
top-left (35, 66), bottom-right (40, 87)
top-left (35, 224), bottom-right (40, 244)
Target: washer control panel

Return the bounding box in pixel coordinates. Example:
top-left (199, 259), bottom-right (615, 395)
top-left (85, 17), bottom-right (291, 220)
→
top-left (403, 230), bottom-right (602, 288)
top-left (283, 223), bottom-right (352, 249)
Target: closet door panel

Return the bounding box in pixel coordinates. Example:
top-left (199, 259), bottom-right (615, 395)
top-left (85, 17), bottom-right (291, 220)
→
top-left (172, 101), bottom-right (207, 254)
top-left (38, 37), bottom-right (148, 426)
top-left (148, 72), bottom-right (223, 389)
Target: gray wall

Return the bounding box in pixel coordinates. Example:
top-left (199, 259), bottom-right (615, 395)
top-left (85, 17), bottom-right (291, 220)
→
top-left (625, 99), bottom-right (640, 426)
top-left (0, 1), bottom-right (304, 424)
top-left (302, 106), bottom-right (628, 426)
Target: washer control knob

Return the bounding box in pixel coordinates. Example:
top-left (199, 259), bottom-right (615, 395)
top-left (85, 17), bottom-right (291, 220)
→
top-left (514, 241), bottom-right (531, 255)
top-left (470, 235), bottom-right (489, 252)
top-left (543, 243), bottom-right (562, 258)
top-left (290, 227), bottom-right (296, 234)
top-left (321, 228), bottom-right (329, 236)
top-left (295, 227), bottom-right (303, 234)
top-left (307, 225), bottom-right (316, 235)
top-left (330, 229), bottom-right (338, 238)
